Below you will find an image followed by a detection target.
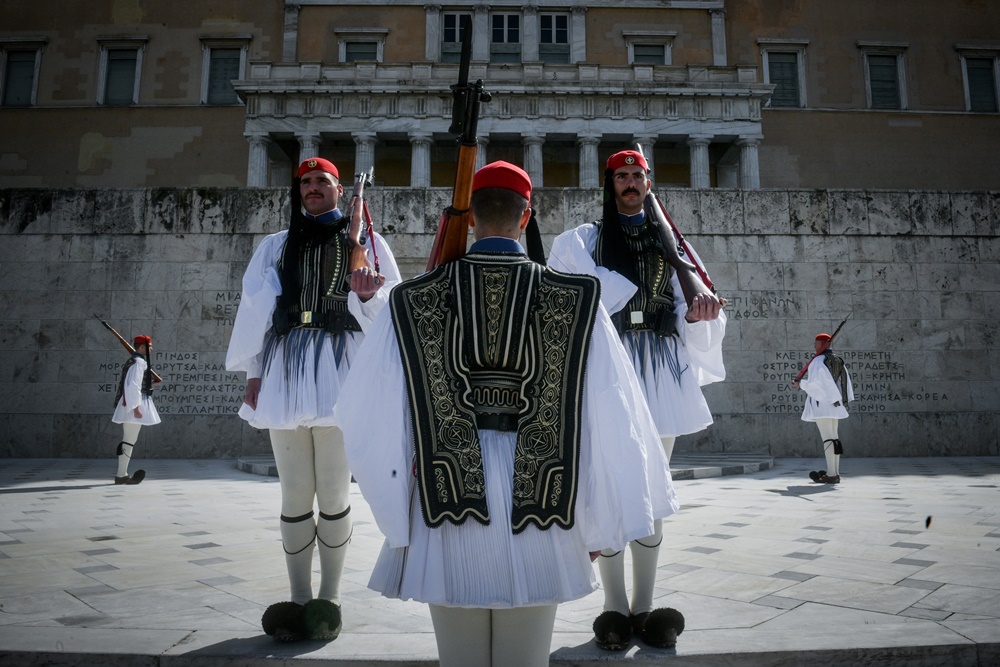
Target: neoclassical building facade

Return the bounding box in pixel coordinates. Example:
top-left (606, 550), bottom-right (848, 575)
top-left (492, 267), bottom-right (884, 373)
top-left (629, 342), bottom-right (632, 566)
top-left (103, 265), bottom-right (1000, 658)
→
top-left (239, 0), bottom-right (772, 189)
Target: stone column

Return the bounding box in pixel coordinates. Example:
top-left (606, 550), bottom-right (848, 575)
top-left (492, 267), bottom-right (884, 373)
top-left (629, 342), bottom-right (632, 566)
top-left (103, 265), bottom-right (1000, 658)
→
top-left (736, 136), bottom-right (761, 189)
top-left (577, 134), bottom-right (601, 189)
top-left (296, 132), bottom-right (321, 164)
top-left (687, 135), bottom-right (712, 189)
top-left (473, 5), bottom-right (490, 61)
top-left (522, 6), bottom-right (540, 62)
top-left (570, 6), bottom-right (588, 64)
top-left (710, 8), bottom-right (727, 67)
top-left (425, 4), bottom-right (441, 61)
top-left (246, 133), bottom-right (271, 187)
top-left (634, 135), bottom-right (657, 182)
top-left (283, 3), bottom-right (301, 62)
top-left (409, 132), bottom-right (433, 187)
top-left (476, 136), bottom-right (490, 171)
top-left (353, 131), bottom-right (377, 175)
top-left (522, 134), bottom-right (544, 187)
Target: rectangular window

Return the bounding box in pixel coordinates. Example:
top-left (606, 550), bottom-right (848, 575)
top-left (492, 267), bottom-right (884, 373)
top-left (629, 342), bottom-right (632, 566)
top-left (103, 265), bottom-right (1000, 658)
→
top-left (633, 44), bottom-right (665, 65)
top-left (867, 54), bottom-right (901, 109)
top-left (540, 14), bottom-right (568, 45)
top-left (206, 47), bottom-right (240, 104)
top-left (491, 13), bottom-right (521, 64)
top-left (767, 52), bottom-right (800, 107)
top-left (2, 50), bottom-right (36, 107)
top-left (345, 41), bottom-right (378, 62)
top-left (441, 13), bottom-right (471, 63)
top-left (967, 57), bottom-right (998, 112)
top-left (104, 48), bottom-right (138, 105)
top-left (539, 13), bottom-right (569, 64)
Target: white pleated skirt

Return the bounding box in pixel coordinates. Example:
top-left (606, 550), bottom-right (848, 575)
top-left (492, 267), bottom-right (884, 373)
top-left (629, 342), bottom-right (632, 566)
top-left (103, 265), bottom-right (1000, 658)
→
top-left (238, 327), bottom-right (361, 430)
top-left (622, 330), bottom-right (714, 437)
top-left (368, 429), bottom-right (599, 609)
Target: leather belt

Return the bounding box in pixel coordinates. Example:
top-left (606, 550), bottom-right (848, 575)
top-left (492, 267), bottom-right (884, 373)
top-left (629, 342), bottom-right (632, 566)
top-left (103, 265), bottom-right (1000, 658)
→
top-left (476, 413), bottom-right (519, 432)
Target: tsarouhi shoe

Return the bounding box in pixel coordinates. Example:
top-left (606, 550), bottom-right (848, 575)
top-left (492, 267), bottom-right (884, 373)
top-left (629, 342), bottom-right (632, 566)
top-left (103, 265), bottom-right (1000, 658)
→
top-left (819, 474), bottom-right (841, 484)
top-left (261, 601), bottom-right (306, 642)
top-left (632, 608), bottom-right (685, 648)
top-left (593, 610), bottom-right (632, 650)
top-left (302, 599), bottom-right (342, 641)
top-left (114, 470), bottom-right (145, 485)
top-left (808, 470), bottom-right (826, 483)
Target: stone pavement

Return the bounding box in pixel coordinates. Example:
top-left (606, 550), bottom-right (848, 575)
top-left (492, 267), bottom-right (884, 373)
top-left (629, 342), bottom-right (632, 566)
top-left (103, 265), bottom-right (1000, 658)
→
top-left (1, 454), bottom-right (999, 666)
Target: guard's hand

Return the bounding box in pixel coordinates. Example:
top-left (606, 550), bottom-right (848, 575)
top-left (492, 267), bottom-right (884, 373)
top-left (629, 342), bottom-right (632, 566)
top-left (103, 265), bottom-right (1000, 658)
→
top-left (791, 380), bottom-right (800, 388)
top-left (350, 266), bottom-right (383, 303)
top-left (133, 407), bottom-right (143, 419)
top-left (244, 377), bottom-right (261, 410)
top-left (589, 550), bottom-right (601, 562)
top-left (684, 292), bottom-right (723, 322)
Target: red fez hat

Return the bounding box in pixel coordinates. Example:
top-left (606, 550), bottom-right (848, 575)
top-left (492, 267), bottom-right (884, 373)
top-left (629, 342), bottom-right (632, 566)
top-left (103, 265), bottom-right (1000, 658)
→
top-left (815, 333), bottom-right (832, 342)
top-left (296, 157), bottom-right (339, 180)
top-left (133, 335), bottom-right (152, 347)
top-left (606, 150), bottom-right (648, 173)
top-left (472, 161), bottom-right (532, 199)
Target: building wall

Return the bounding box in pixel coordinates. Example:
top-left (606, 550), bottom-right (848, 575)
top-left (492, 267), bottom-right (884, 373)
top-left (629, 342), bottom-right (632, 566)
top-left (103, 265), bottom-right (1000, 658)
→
top-left (1, 186), bottom-right (997, 460)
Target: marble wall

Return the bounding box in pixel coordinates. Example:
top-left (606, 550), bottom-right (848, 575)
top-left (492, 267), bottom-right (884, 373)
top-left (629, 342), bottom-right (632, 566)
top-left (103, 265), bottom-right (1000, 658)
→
top-left (0, 186), bottom-right (997, 459)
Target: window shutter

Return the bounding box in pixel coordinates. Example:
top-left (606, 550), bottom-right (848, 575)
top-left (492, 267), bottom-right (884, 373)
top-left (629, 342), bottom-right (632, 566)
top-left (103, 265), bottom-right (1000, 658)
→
top-left (767, 52), bottom-right (800, 107)
top-left (207, 48), bottom-right (240, 104)
top-left (2, 50), bottom-right (35, 106)
top-left (105, 49), bottom-right (138, 105)
top-left (868, 55), bottom-right (900, 109)
top-left (967, 58), bottom-right (998, 112)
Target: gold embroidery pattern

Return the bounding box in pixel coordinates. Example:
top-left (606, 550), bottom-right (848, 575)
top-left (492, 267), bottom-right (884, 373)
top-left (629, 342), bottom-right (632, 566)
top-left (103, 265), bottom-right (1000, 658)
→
top-left (404, 273), bottom-right (483, 517)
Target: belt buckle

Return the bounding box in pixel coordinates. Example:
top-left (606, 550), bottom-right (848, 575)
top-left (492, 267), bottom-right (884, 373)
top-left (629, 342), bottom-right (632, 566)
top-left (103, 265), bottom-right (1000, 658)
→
top-left (300, 311), bottom-right (313, 325)
top-left (630, 310), bottom-right (644, 324)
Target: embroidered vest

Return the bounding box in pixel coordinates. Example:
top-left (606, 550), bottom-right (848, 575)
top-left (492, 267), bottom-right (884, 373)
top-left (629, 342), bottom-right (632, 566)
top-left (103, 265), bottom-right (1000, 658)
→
top-left (592, 220), bottom-right (677, 337)
top-left (113, 353), bottom-right (152, 407)
top-left (823, 352), bottom-right (850, 407)
top-left (274, 233), bottom-right (361, 333)
top-left (390, 252), bottom-right (601, 533)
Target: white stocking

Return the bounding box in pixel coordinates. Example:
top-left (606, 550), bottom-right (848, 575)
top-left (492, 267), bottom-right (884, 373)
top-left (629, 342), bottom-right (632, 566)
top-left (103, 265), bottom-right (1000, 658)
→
top-left (597, 548), bottom-right (629, 616)
top-left (314, 426), bottom-right (353, 604)
top-left (117, 423), bottom-right (141, 477)
top-left (629, 518), bottom-right (663, 615)
top-left (270, 427), bottom-right (320, 603)
top-left (429, 604), bottom-right (557, 667)
top-left (816, 418), bottom-right (840, 476)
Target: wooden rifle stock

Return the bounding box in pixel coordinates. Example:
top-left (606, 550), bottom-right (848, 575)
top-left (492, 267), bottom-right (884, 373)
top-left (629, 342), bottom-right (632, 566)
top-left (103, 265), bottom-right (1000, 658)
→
top-left (345, 167), bottom-right (383, 284)
top-left (426, 15), bottom-right (490, 270)
top-left (794, 311), bottom-right (852, 383)
top-left (94, 314), bottom-right (163, 383)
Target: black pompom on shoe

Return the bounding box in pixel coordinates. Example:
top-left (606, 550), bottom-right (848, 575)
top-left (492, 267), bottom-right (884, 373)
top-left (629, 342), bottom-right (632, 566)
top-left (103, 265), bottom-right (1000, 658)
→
top-left (303, 599), bottom-right (342, 641)
top-left (808, 470), bottom-right (826, 483)
top-left (261, 601), bottom-right (306, 642)
top-left (633, 608), bottom-right (685, 648)
top-left (593, 610), bottom-right (632, 650)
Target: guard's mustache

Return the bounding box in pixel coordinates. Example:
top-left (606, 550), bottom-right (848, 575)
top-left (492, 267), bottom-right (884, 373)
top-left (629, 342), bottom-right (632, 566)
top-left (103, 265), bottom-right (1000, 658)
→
top-left (623, 188), bottom-right (639, 196)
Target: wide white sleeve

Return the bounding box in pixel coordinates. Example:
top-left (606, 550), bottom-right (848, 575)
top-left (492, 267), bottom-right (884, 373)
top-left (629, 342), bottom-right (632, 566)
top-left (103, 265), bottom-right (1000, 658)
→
top-left (672, 240), bottom-right (726, 386)
top-left (549, 225), bottom-right (638, 316)
top-left (577, 306), bottom-right (678, 553)
top-left (347, 231), bottom-right (404, 332)
top-left (333, 307), bottom-right (414, 548)
top-left (121, 360), bottom-right (145, 410)
top-left (800, 357), bottom-right (843, 404)
top-left (225, 232), bottom-right (286, 378)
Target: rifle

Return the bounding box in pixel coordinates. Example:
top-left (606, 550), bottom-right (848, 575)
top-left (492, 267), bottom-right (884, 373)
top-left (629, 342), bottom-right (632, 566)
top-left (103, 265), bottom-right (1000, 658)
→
top-left (344, 166), bottom-right (383, 284)
top-left (635, 143), bottom-right (718, 309)
top-left (94, 314), bottom-right (163, 383)
top-left (794, 311), bottom-right (852, 383)
top-left (426, 14), bottom-right (491, 270)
